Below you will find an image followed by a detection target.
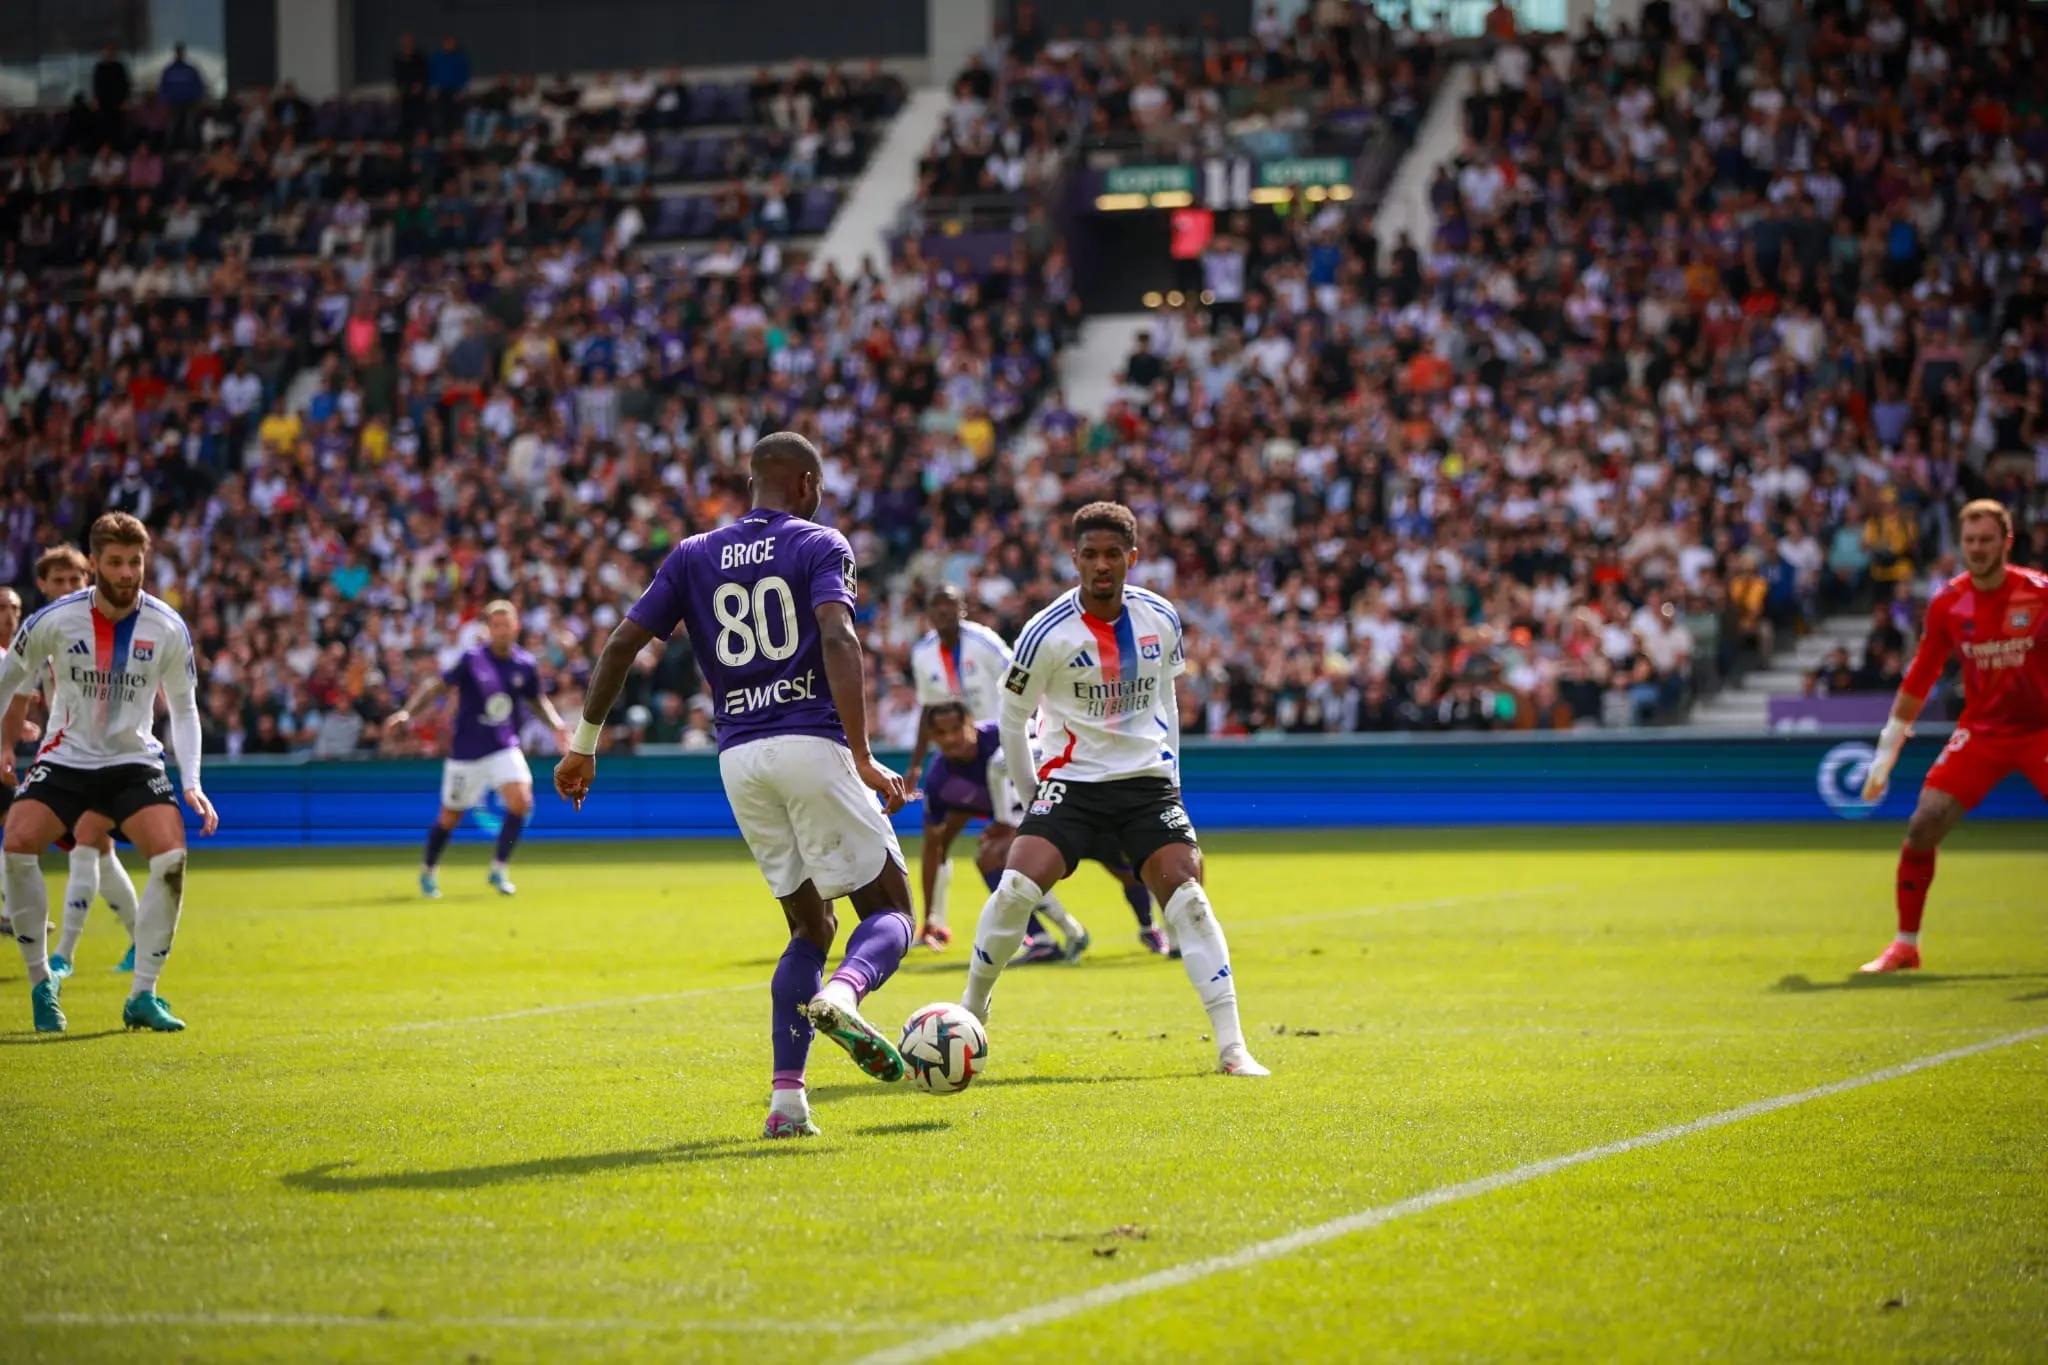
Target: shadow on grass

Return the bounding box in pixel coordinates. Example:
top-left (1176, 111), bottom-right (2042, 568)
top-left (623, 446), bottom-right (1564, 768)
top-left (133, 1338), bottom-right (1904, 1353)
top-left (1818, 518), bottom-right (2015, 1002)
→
top-left (284, 1136), bottom-right (813, 1193)
top-left (304, 894), bottom-right (451, 910)
top-left (2013, 989), bottom-right (2048, 1004)
top-left (1772, 972), bottom-right (2048, 994)
top-left (807, 1071), bottom-right (1183, 1103)
top-left (0, 1028), bottom-right (129, 1045)
top-left (848, 1120), bottom-right (951, 1138)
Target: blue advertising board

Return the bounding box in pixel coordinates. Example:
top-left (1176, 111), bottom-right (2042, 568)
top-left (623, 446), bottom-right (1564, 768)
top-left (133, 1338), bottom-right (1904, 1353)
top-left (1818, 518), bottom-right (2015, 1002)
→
top-left (183, 733), bottom-right (2043, 847)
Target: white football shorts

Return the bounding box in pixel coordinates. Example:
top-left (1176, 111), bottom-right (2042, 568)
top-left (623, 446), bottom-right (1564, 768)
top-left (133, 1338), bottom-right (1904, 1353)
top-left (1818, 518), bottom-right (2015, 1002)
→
top-left (719, 733), bottom-right (906, 899)
top-left (440, 746), bottom-right (534, 811)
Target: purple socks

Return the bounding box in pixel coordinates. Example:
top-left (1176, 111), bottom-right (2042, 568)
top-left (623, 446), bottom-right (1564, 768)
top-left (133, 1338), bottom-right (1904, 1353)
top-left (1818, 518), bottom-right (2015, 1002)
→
top-left (827, 909), bottom-right (912, 1000)
top-left (493, 812), bottom-right (525, 864)
top-left (1124, 878), bottom-right (1154, 927)
top-left (771, 937), bottom-right (826, 1090)
top-left (422, 822), bottom-right (452, 868)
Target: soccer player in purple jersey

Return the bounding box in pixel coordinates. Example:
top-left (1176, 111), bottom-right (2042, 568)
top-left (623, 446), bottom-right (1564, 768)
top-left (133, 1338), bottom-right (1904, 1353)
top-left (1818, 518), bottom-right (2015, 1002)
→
top-left (389, 600), bottom-right (570, 899)
top-left (554, 432), bottom-right (916, 1139)
top-left (920, 701), bottom-right (1162, 960)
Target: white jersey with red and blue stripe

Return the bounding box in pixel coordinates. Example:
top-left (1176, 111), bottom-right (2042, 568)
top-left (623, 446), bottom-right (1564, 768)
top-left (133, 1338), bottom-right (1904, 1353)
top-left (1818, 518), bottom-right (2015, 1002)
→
top-left (999, 586), bottom-right (1185, 786)
top-left (0, 588), bottom-right (198, 771)
top-left (910, 620), bottom-right (1012, 721)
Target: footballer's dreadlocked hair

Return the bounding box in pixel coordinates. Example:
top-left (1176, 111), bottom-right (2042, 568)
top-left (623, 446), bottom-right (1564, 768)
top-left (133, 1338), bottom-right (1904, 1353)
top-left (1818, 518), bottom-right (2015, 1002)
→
top-left (1072, 501), bottom-right (1138, 549)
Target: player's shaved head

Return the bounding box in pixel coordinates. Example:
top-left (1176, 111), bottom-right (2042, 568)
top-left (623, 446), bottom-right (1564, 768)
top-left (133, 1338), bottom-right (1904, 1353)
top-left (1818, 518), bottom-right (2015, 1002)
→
top-left (749, 432), bottom-right (825, 520)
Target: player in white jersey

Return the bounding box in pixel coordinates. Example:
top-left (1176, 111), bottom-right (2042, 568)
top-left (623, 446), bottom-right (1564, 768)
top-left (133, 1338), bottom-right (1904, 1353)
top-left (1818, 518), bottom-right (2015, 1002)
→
top-left (0, 587), bottom-right (20, 940)
top-left (960, 502), bottom-right (1267, 1076)
top-left (5, 544), bottom-right (142, 977)
top-left (0, 513), bottom-right (218, 1034)
top-left (905, 584), bottom-right (1085, 956)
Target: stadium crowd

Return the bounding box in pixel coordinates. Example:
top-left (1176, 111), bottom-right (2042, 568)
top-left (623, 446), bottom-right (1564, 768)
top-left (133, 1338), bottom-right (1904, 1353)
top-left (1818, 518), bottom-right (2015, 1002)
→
top-left (920, 1), bottom-right (1428, 203)
top-left (0, 42), bottom-right (900, 274)
top-left (0, 0), bottom-right (2043, 759)
top-left (1072, 0), bottom-right (2047, 732)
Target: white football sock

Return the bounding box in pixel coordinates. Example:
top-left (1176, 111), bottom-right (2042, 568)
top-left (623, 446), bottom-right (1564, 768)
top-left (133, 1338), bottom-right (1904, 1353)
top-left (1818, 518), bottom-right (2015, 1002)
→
top-left (1033, 892), bottom-right (1083, 940)
top-left (1896, 932), bottom-right (1920, 946)
top-left (926, 860), bottom-right (952, 931)
top-left (131, 849), bottom-right (187, 997)
top-left (56, 844), bottom-right (99, 959)
top-left (962, 870), bottom-right (1041, 1021)
top-left (769, 1087), bottom-right (811, 1120)
top-left (6, 852), bottom-right (50, 983)
top-left (1164, 881), bottom-right (1244, 1053)
top-left (99, 849), bottom-right (139, 935)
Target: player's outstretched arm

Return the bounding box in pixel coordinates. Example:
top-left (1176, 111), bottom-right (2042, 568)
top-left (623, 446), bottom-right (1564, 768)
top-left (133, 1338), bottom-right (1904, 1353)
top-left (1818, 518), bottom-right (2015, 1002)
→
top-left (1862, 690), bottom-right (1928, 803)
top-left (532, 685), bottom-right (572, 752)
top-left (1864, 605), bottom-right (1949, 801)
top-left (909, 706), bottom-right (936, 795)
top-left (816, 601), bottom-right (903, 813)
top-left (921, 809), bottom-right (970, 917)
top-left (0, 693), bottom-right (32, 784)
top-left (162, 627), bottom-right (218, 836)
top-left (385, 672), bottom-right (446, 733)
top-left (0, 614), bottom-right (55, 782)
top-left (996, 666), bottom-right (1047, 818)
top-left (554, 618), bottom-right (656, 810)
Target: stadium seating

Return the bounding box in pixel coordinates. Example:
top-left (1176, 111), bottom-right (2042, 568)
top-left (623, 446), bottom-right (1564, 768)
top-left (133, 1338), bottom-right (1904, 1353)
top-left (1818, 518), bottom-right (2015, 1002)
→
top-left (0, 3), bottom-right (2042, 757)
top-left (0, 58), bottom-right (901, 268)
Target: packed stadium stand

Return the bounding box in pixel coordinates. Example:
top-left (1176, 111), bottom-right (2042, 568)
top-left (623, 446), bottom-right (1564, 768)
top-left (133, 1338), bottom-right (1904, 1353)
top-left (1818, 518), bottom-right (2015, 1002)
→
top-left (1, 0), bottom-right (2043, 758)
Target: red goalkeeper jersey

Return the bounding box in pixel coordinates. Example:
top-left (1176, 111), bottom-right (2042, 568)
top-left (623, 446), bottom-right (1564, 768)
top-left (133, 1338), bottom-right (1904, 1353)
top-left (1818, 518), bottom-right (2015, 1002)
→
top-left (1901, 566), bottom-right (2048, 734)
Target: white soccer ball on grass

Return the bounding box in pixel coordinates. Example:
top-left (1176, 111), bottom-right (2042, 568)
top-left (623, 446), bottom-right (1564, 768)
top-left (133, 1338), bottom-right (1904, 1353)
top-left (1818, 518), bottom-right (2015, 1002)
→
top-left (899, 1002), bottom-right (987, 1094)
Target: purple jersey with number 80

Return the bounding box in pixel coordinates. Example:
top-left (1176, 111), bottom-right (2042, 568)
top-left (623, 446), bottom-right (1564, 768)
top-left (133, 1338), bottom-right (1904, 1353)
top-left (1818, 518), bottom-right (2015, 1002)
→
top-left (626, 509), bottom-right (856, 753)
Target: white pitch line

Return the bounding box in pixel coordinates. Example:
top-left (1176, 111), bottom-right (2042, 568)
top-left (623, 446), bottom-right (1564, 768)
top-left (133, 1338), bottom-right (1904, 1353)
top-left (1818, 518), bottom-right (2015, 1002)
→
top-left (21, 1309), bottom-right (909, 1335)
top-left (1242, 882), bottom-right (1576, 929)
top-left (384, 983), bottom-right (761, 1032)
top-left (854, 1024), bottom-right (2048, 1365)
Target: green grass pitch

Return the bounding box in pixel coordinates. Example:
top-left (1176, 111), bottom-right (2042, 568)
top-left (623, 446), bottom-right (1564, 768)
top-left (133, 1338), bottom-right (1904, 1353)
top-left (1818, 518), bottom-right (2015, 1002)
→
top-left (2, 824), bottom-right (2044, 1363)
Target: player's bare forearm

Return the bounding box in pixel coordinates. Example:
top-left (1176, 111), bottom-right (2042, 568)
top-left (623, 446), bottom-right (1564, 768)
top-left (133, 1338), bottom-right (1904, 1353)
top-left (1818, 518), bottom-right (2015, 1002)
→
top-left (920, 823), bottom-right (947, 911)
top-left (1, 692), bottom-right (29, 751)
top-left (394, 674), bottom-right (445, 722)
top-left (921, 810), bottom-right (968, 910)
top-left (583, 620), bottom-right (657, 726)
top-left (910, 708), bottom-right (934, 786)
top-left (536, 692), bottom-right (568, 733)
top-left (816, 606), bottom-right (874, 759)
top-left (998, 693), bottom-right (1041, 812)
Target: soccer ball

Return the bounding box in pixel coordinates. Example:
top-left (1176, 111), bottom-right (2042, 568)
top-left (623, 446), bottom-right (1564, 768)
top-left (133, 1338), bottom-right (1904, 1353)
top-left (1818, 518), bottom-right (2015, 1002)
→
top-left (900, 1002), bottom-right (987, 1094)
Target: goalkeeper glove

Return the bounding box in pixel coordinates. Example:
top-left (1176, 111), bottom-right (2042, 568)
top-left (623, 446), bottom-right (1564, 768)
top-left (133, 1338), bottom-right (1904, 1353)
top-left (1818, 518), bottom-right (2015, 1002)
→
top-left (1862, 718), bottom-right (1911, 801)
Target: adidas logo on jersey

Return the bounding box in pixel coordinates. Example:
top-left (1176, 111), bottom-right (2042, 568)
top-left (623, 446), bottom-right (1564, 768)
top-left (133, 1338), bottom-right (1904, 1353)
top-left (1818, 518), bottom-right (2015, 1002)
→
top-left (1070, 649), bottom-right (1095, 668)
top-left (66, 640), bottom-right (90, 656)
